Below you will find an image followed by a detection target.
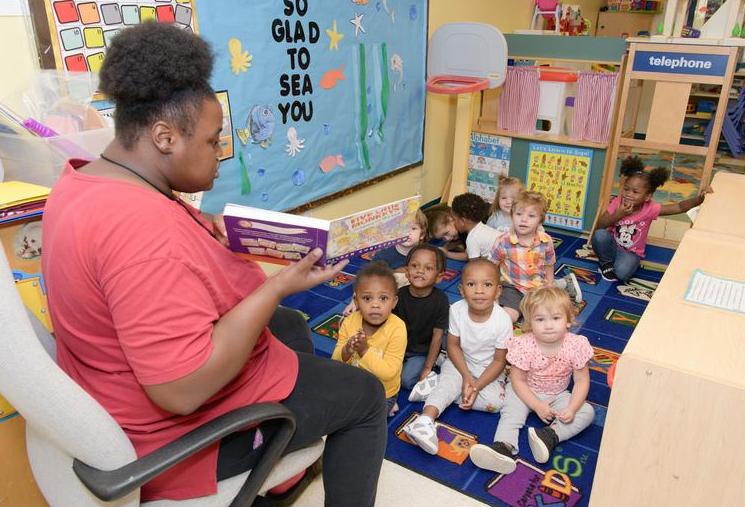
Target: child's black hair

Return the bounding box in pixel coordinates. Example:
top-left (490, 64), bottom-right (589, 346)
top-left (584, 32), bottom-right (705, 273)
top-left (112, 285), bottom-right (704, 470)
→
top-left (99, 23), bottom-right (216, 149)
top-left (619, 156), bottom-right (670, 193)
top-left (405, 244), bottom-right (446, 273)
top-left (354, 261), bottom-right (397, 292)
top-left (451, 193), bottom-right (489, 223)
top-left (461, 257), bottom-right (500, 280)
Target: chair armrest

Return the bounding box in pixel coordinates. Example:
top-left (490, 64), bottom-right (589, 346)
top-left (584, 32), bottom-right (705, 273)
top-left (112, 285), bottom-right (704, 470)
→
top-left (73, 402), bottom-right (296, 504)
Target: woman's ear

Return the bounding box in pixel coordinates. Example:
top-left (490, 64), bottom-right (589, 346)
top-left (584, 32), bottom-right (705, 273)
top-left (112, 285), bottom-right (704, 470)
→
top-left (151, 120), bottom-right (176, 154)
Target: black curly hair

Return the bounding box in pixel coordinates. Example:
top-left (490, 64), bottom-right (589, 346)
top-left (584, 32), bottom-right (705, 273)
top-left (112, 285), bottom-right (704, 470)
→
top-left (619, 155), bottom-right (670, 193)
top-left (451, 192), bottom-right (489, 223)
top-left (405, 244), bottom-right (446, 273)
top-left (99, 23), bottom-right (216, 149)
top-left (354, 261), bottom-right (397, 293)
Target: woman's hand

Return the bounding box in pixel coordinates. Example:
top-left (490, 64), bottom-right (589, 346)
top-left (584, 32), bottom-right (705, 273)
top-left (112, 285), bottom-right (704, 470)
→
top-left (269, 248), bottom-right (349, 299)
top-left (210, 213), bottom-right (230, 247)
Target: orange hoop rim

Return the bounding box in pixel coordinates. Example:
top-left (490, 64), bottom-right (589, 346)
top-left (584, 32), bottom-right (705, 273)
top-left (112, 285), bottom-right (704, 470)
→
top-left (426, 75), bottom-right (490, 95)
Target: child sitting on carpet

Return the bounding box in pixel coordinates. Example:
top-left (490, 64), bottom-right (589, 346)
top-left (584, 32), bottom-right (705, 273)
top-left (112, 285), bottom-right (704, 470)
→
top-left (486, 176), bottom-right (524, 233)
top-left (469, 287), bottom-right (594, 474)
top-left (592, 155), bottom-right (709, 283)
top-left (332, 262), bottom-right (407, 416)
top-left (371, 209), bottom-right (428, 271)
top-left (450, 192), bottom-right (502, 262)
top-left (492, 191), bottom-right (581, 323)
top-left (402, 259), bottom-right (512, 454)
top-left (393, 245), bottom-right (450, 390)
top-left (424, 204), bottom-right (466, 259)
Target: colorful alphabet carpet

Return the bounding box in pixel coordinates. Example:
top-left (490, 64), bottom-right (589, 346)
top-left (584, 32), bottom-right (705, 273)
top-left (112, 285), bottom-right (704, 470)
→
top-left (281, 231), bottom-right (674, 507)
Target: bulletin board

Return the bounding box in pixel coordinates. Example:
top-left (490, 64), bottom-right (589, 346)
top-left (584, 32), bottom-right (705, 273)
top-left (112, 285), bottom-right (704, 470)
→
top-left (526, 143), bottom-right (592, 232)
top-left (38, 1), bottom-right (428, 213)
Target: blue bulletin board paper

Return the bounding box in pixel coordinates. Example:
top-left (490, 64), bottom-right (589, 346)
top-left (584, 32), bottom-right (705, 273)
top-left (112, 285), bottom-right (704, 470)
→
top-left (194, 0), bottom-right (428, 213)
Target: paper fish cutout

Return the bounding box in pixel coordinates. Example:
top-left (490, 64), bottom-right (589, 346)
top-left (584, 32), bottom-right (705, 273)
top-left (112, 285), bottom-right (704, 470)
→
top-left (320, 66), bottom-right (346, 89)
top-left (319, 154), bottom-right (345, 173)
top-left (236, 105), bottom-right (275, 148)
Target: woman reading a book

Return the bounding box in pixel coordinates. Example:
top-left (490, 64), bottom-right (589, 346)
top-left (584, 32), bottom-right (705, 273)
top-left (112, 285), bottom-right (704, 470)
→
top-left (41, 23), bottom-right (386, 505)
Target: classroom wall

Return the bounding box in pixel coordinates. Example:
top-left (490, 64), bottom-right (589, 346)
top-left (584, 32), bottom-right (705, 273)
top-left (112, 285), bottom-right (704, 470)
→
top-left (0, 0), bottom-right (609, 219)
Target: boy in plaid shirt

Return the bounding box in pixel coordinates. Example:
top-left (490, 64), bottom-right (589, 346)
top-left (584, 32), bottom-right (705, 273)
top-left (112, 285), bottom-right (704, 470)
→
top-left (492, 191), bottom-right (580, 322)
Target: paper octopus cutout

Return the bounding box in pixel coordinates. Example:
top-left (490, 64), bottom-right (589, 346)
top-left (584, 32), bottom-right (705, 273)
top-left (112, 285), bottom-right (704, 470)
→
top-left (286, 127), bottom-right (305, 157)
top-left (228, 38), bottom-right (253, 75)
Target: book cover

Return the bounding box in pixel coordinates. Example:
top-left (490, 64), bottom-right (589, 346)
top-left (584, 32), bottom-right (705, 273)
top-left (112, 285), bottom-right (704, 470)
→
top-left (223, 195), bottom-right (420, 265)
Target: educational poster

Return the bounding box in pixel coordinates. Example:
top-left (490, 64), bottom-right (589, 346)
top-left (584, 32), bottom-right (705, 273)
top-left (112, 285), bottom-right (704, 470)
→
top-left (467, 132), bottom-right (511, 203)
top-left (526, 143), bottom-right (592, 232)
top-left (194, 0), bottom-right (427, 213)
top-left (44, 1), bottom-right (199, 73)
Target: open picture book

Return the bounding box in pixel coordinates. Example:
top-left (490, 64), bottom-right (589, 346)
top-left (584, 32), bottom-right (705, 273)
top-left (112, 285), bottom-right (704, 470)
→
top-left (223, 195), bottom-right (421, 265)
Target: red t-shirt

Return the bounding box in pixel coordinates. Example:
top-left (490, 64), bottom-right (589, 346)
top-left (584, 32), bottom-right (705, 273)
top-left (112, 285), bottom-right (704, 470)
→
top-left (41, 161), bottom-right (298, 500)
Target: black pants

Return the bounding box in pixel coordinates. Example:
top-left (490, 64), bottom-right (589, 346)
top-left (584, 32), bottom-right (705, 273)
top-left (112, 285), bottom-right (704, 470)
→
top-left (217, 307), bottom-right (387, 507)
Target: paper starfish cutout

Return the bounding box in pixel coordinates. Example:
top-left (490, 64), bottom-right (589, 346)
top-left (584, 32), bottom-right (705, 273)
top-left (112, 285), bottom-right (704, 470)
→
top-left (350, 13), bottom-right (365, 37)
top-left (325, 20), bottom-right (344, 50)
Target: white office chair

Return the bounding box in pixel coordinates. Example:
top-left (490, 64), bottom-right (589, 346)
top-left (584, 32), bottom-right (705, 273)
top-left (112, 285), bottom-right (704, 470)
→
top-left (0, 245), bottom-right (323, 506)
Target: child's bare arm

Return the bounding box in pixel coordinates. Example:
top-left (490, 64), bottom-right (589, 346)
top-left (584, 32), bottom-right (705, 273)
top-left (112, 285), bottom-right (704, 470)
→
top-left (420, 328), bottom-right (444, 380)
top-left (446, 332), bottom-right (473, 382)
top-left (659, 187), bottom-right (710, 216)
top-left (555, 365), bottom-right (590, 423)
top-left (511, 366), bottom-right (554, 424)
top-left (473, 348), bottom-right (507, 391)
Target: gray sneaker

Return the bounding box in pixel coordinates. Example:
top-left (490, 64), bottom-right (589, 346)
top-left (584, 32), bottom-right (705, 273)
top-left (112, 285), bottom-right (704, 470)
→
top-left (562, 272), bottom-right (583, 303)
top-left (528, 426), bottom-right (559, 464)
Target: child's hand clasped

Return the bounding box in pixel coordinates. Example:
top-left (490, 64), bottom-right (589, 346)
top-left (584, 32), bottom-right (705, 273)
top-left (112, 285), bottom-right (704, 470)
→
top-left (346, 330), bottom-right (368, 356)
top-left (459, 377), bottom-right (478, 410)
top-left (535, 401), bottom-right (555, 424)
top-left (554, 407), bottom-right (576, 424)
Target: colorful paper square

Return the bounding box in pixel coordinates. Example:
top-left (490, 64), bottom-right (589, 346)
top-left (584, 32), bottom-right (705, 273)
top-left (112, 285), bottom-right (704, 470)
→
top-left (555, 263), bottom-right (598, 285)
top-left (83, 27), bottom-right (104, 48)
top-left (603, 308), bottom-right (640, 328)
top-left (59, 27), bottom-right (84, 50)
top-left (156, 5), bottom-right (175, 23)
top-left (77, 2), bottom-right (101, 24)
top-left (139, 6), bottom-right (157, 22)
top-left (53, 0), bottom-right (79, 23)
top-left (103, 29), bottom-right (121, 47)
top-left (395, 412), bottom-right (478, 465)
top-left (100, 3), bottom-right (123, 25)
top-left (174, 4), bottom-right (192, 25)
top-left (324, 272), bottom-right (355, 289)
top-left (312, 314), bottom-right (343, 341)
top-left (64, 53), bottom-right (88, 72)
top-left (589, 347), bottom-right (619, 375)
top-left (121, 5), bottom-right (140, 25)
top-left (86, 52), bottom-right (105, 73)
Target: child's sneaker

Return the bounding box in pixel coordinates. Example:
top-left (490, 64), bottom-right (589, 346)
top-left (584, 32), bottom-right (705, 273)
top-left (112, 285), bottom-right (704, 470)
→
top-left (402, 415), bottom-right (439, 455)
top-left (562, 272), bottom-right (583, 303)
top-left (388, 402), bottom-right (399, 417)
top-left (469, 441), bottom-right (516, 474)
top-left (528, 426), bottom-right (559, 464)
top-left (599, 263), bottom-right (618, 282)
top-left (408, 371), bottom-right (438, 402)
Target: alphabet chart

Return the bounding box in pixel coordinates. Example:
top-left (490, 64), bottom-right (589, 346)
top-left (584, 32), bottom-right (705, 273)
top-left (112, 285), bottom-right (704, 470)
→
top-left (526, 143), bottom-right (592, 232)
top-left (44, 1), bottom-right (198, 73)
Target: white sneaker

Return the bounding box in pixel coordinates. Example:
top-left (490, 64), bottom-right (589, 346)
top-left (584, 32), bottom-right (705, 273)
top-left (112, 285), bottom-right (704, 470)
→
top-left (435, 350), bottom-right (447, 367)
top-left (469, 442), bottom-right (517, 474)
top-left (408, 371), bottom-right (439, 402)
top-left (564, 272), bottom-right (583, 303)
top-left (402, 416), bottom-right (439, 455)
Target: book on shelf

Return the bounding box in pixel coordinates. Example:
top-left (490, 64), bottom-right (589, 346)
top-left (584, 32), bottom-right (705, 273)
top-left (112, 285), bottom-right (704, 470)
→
top-left (223, 195), bottom-right (421, 265)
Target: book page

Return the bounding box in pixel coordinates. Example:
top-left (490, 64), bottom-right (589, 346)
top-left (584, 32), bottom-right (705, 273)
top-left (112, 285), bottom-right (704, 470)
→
top-left (684, 269), bottom-right (745, 314)
top-left (326, 195), bottom-right (421, 261)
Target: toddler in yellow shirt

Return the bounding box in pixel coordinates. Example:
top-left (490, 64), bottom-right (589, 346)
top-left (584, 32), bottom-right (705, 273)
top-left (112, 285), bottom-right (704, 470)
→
top-left (333, 262), bottom-right (407, 416)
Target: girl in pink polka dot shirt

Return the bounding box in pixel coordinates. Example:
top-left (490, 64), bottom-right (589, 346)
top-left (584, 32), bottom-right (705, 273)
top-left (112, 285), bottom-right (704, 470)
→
top-left (469, 287), bottom-right (595, 474)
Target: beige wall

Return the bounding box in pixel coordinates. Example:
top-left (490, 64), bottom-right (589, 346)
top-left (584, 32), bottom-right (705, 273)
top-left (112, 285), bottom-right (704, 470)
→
top-left (0, 1), bottom-right (608, 218)
top-left (0, 15), bottom-right (38, 99)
